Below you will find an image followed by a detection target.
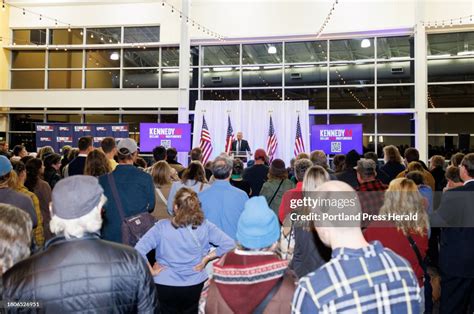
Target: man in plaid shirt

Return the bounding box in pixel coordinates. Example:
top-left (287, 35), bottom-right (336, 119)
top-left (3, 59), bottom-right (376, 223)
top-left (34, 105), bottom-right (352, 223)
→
top-left (292, 181), bottom-right (421, 314)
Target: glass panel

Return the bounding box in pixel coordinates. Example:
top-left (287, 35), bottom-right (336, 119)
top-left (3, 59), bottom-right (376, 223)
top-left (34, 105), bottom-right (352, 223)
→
top-left (86, 27), bottom-right (121, 44)
top-left (12, 29), bottom-right (46, 45)
top-left (242, 43), bottom-right (282, 64)
top-left (329, 63), bottom-right (374, 85)
top-left (190, 46), bottom-right (199, 66)
top-left (201, 67), bottom-right (239, 88)
top-left (48, 70), bottom-right (82, 88)
top-left (160, 114), bottom-right (178, 123)
top-left (162, 47), bottom-right (179, 67)
top-left (161, 68), bottom-right (179, 88)
top-left (123, 69), bottom-right (159, 88)
top-left (377, 61), bottom-right (413, 84)
top-left (285, 64), bottom-right (327, 86)
top-left (285, 88), bottom-right (327, 110)
top-left (285, 41), bottom-right (327, 63)
top-left (379, 136), bottom-right (415, 151)
top-left (84, 114), bottom-right (119, 123)
top-left (203, 45), bottom-right (240, 65)
top-left (12, 51), bottom-right (45, 68)
top-left (329, 114), bottom-right (375, 133)
top-left (123, 48), bottom-right (159, 67)
top-left (428, 84), bottom-right (474, 108)
top-left (86, 50), bottom-right (120, 68)
top-left (428, 58), bottom-right (474, 82)
top-left (376, 36), bottom-right (413, 59)
top-left (242, 66), bottom-right (282, 87)
top-left (202, 89), bottom-right (239, 101)
top-left (50, 28), bottom-right (83, 45)
top-left (377, 113), bottom-right (414, 133)
top-left (428, 113), bottom-right (474, 134)
top-left (11, 71), bottom-right (44, 89)
top-left (241, 89), bottom-right (282, 100)
top-left (124, 26), bottom-right (160, 43)
top-left (377, 86), bottom-right (414, 108)
top-left (49, 51), bottom-right (83, 68)
top-left (189, 90), bottom-right (198, 111)
top-left (310, 115), bottom-right (328, 125)
top-left (428, 136), bottom-right (474, 156)
top-left (190, 68), bottom-right (199, 88)
top-left (329, 87), bottom-right (374, 109)
top-left (9, 133), bottom-right (35, 153)
top-left (330, 38), bottom-right (374, 61)
top-left (428, 31), bottom-right (474, 56)
top-left (85, 70), bottom-right (120, 88)
top-left (123, 114), bottom-right (157, 133)
top-left (10, 114), bottom-right (44, 131)
top-left (47, 114), bottom-right (82, 123)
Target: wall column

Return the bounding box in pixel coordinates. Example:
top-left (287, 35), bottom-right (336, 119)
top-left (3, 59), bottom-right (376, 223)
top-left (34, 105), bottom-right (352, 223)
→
top-left (0, 5), bottom-right (10, 140)
top-left (178, 0), bottom-right (190, 165)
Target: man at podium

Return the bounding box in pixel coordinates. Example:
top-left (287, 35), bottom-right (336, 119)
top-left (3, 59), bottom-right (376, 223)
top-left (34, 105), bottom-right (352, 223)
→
top-left (231, 132), bottom-right (251, 162)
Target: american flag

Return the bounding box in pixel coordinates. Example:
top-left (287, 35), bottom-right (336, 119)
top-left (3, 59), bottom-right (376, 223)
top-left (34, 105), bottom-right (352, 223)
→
top-left (224, 115), bottom-right (234, 154)
top-left (199, 115), bottom-right (213, 164)
top-left (294, 115), bottom-right (305, 156)
top-left (266, 115), bottom-right (278, 163)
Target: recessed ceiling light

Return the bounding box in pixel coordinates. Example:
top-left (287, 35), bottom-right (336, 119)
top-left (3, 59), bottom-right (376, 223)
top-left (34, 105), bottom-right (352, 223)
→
top-left (110, 52), bottom-right (119, 60)
top-left (361, 39), bottom-right (371, 48)
top-left (267, 46), bottom-right (277, 54)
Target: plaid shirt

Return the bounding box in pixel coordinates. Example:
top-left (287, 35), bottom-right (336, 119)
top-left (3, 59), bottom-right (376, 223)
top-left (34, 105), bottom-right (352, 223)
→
top-left (292, 241), bottom-right (421, 314)
top-left (357, 180), bottom-right (387, 227)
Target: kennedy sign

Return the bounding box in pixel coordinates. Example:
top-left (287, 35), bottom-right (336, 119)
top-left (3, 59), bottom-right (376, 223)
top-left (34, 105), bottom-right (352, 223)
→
top-left (311, 124), bottom-right (363, 155)
top-left (140, 123), bottom-right (191, 152)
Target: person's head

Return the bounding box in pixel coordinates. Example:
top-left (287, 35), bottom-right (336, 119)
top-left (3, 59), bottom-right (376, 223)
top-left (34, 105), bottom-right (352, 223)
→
top-left (12, 145), bottom-right (27, 158)
top-left (451, 152), bottom-right (465, 167)
top-left (254, 149), bottom-right (267, 164)
top-left (0, 204), bottom-right (32, 274)
top-left (232, 158), bottom-right (244, 177)
top-left (20, 155), bottom-right (34, 166)
top-left (212, 155), bottom-right (233, 180)
top-left (383, 145), bottom-right (402, 164)
top-left (166, 147), bottom-right (178, 162)
top-left (303, 165), bottom-right (330, 192)
top-left (460, 153), bottom-right (474, 182)
top-left (355, 159), bottom-right (377, 183)
top-left (84, 149), bottom-right (111, 177)
top-left (310, 150), bottom-right (329, 169)
top-left (116, 138), bottom-right (138, 164)
top-left (100, 137), bottom-right (117, 157)
top-left (268, 158), bottom-right (287, 180)
top-left (37, 146), bottom-right (54, 160)
top-left (152, 146), bottom-right (167, 162)
top-left (236, 196), bottom-right (280, 251)
top-left (236, 132), bottom-right (243, 141)
top-left (404, 147), bottom-right (420, 164)
top-left (345, 149), bottom-right (361, 169)
top-left (44, 153), bottom-right (62, 171)
top-left (445, 165), bottom-right (461, 183)
top-left (289, 158), bottom-right (296, 169)
top-left (0, 141), bottom-right (8, 152)
top-left (190, 147), bottom-right (203, 162)
top-left (61, 145), bottom-right (72, 158)
top-left (152, 160), bottom-right (173, 187)
top-left (430, 155), bottom-right (445, 170)
top-left (172, 187), bottom-right (204, 228)
top-left (406, 171), bottom-right (425, 186)
top-left (406, 161), bottom-right (424, 173)
top-left (296, 152), bottom-right (310, 160)
top-left (294, 158), bottom-right (313, 182)
top-left (49, 176), bottom-right (106, 239)
top-left (0, 155), bottom-right (13, 188)
top-left (11, 161), bottom-right (27, 186)
top-left (363, 152), bottom-right (378, 165)
top-left (181, 161), bottom-right (207, 184)
top-left (24, 158), bottom-right (43, 192)
top-left (77, 136), bottom-right (93, 154)
top-left (333, 154), bottom-right (346, 172)
top-left (68, 148), bottom-right (79, 161)
top-left (134, 157), bottom-right (147, 169)
top-left (381, 178), bottom-right (428, 236)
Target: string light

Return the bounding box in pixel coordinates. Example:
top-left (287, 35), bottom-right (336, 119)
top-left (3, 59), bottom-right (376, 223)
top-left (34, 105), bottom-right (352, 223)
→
top-left (422, 14), bottom-right (474, 29)
top-left (315, 0), bottom-right (339, 38)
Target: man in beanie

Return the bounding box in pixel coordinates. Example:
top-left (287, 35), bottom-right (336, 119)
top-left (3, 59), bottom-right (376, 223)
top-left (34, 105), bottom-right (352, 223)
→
top-left (99, 138), bottom-right (155, 243)
top-left (260, 159), bottom-right (295, 216)
top-left (243, 148), bottom-right (269, 196)
top-left (2, 176), bottom-right (159, 313)
top-left (205, 196), bottom-right (296, 314)
top-left (336, 149), bottom-right (361, 189)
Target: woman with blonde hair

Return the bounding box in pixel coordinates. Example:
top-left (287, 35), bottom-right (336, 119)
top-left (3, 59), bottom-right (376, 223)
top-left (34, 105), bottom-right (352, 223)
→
top-left (84, 149), bottom-right (112, 177)
top-left (135, 187), bottom-right (234, 314)
top-left (151, 160), bottom-right (176, 220)
top-left (380, 145), bottom-right (405, 181)
top-left (364, 178), bottom-right (429, 307)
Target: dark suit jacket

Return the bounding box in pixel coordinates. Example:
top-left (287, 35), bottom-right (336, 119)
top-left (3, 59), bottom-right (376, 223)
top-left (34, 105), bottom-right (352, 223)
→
top-left (231, 139), bottom-right (251, 154)
top-left (431, 181), bottom-right (474, 277)
top-left (67, 156), bottom-right (87, 176)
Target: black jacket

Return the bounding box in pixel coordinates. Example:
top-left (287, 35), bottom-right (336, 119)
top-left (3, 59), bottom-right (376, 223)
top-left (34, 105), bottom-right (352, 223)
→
top-left (44, 168), bottom-right (61, 189)
top-left (430, 166), bottom-right (446, 191)
top-left (67, 156), bottom-right (87, 176)
top-left (231, 139), bottom-right (251, 154)
top-left (2, 234), bottom-right (159, 313)
top-left (336, 169), bottom-right (359, 189)
top-left (380, 161), bottom-right (406, 182)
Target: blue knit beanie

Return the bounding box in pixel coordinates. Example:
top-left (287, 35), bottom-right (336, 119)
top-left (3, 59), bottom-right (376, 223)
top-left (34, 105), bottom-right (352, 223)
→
top-left (236, 196), bottom-right (280, 249)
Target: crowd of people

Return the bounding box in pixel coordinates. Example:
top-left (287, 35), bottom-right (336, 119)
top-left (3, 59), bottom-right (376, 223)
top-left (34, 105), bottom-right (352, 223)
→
top-left (0, 136), bottom-right (473, 314)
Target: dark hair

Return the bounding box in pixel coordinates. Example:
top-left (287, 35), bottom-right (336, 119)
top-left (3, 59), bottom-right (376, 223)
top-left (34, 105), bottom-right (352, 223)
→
top-left (333, 154), bottom-right (346, 173)
top-left (345, 149), bottom-right (360, 168)
top-left (364, 152), bottom-right (378, 164)
top-left (44, 153), bottom-right (61, 169)
top-left (100, 137), bottom-right (116, 154)
top-left (172, 187), bottom-right (204, 228)
top-left (451, 152), bottom-right (465, 167)
top-left (84, 149), bottom-right (111, 177)
top-left (190, 147), bottom-right (203, 161)
top-left (232, 158), bottom-right (244, 176)
top-left (20, 155), bottom-right (34, 165)
top-left (11, 160), bottom-right (26, 175)
top-left (24, 158), bottom-right (43, 192)
top-left (406, 171), bottom-right (425, 185)
top-left (461, 153), bottom-right (474, 178)
top-left (166, 147), bottom-right (178, 162)
top-left (77, 136), bottom-right (93, 152)
top-left (152, 146), bottom-right (167, 162)
top-left (12, 145), bottom-right (25, 157)
top-left (182, 161), bottom-right (207, 184)
top-left (445, 165), bottom-right (461, 183)
top-left (404, 148), bottom-right (420, 163)
top-left (134, 157), bottom-right (147, 169)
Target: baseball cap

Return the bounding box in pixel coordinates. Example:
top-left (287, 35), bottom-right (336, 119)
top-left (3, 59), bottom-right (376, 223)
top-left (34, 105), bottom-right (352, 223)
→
top-left (117, 138), bottom-right (138, 155)
top-left (0, 155), bottom-right (12, 176)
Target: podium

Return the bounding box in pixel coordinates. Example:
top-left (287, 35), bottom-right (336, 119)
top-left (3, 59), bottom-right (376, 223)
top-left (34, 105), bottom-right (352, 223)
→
top-left (230, 151), bottom-right (252, 163)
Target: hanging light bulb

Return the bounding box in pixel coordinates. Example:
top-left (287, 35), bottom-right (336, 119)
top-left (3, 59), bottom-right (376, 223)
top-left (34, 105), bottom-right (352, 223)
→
top-left (100, 36), bottom-right (104, 41)
top-left (68, 26), bottom-right (71, 32)
top-left (80, 30), bottom-right (83, 36)
top-left (361, 39), bottom-right (371, 48)
top-left (90, 33), bottom-right (94, 39)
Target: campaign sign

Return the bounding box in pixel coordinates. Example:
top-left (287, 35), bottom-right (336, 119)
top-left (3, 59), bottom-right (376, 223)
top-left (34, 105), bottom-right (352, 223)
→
top-left (311, 124), bottom-right (363, 155)
top-left (140, 123), bottom-right (191, 152)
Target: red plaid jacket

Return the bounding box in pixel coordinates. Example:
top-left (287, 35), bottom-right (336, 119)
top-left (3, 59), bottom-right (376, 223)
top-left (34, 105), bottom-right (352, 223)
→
top-left (357, 179), bottom-right (387, 227)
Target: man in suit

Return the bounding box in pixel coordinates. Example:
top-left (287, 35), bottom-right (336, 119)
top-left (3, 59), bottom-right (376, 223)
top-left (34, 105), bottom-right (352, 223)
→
top-left (231, 132), bottom-right (251, 160)
top-left (431, 153), bottom-right (474, 314)
top-left (66, 136), bottom-right (93, 176)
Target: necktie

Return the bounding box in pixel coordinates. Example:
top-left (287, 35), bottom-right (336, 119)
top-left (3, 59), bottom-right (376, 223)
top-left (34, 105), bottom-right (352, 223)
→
top-left (238, 141), bottom-right (241, 153)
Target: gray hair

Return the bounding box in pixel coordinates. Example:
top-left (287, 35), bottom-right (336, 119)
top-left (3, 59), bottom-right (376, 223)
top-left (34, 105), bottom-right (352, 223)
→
top-left (49, 195), bottom-right (107, 239)
top-left (0, 204), bottom-right (32, 274)
top-left (212, 155), bottom-right (233, 179)
top-left (295, 158), bottom-right (313, 182)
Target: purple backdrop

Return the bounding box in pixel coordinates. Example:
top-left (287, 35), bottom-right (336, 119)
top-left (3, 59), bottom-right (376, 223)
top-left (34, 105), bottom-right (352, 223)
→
top-left (139, 123), bottom-right (191, 152)
top-left (311, 124), bottom-right (363, 155)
